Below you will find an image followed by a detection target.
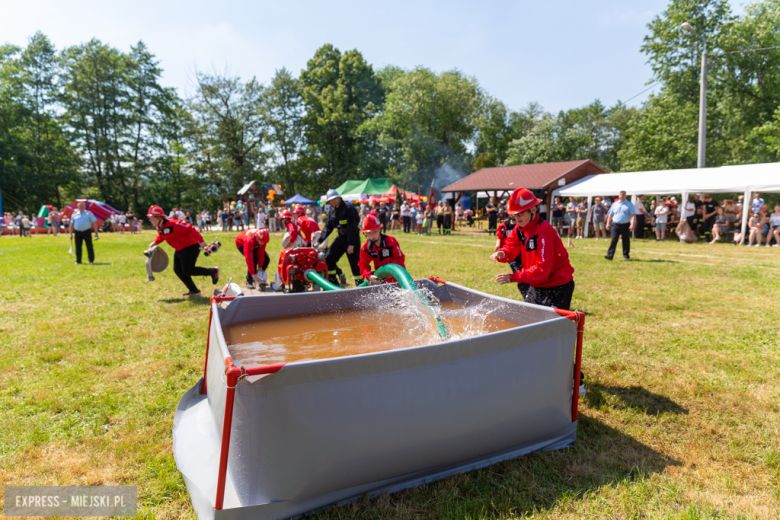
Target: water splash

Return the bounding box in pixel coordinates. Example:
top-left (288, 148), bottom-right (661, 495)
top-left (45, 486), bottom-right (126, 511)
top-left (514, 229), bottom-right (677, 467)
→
top-left (355, 285), bottom-right (500, 345)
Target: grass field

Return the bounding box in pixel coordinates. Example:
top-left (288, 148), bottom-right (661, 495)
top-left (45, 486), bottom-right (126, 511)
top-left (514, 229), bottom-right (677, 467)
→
top-left (0, 228), bottom-right (778, 519)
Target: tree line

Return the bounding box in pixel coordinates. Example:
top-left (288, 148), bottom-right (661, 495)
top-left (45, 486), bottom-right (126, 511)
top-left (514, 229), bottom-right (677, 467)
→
top-left (2, 0), bottom-right (780, 215)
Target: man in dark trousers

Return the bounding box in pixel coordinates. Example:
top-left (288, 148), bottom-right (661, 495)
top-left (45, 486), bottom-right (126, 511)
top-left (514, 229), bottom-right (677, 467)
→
top-left (69, 201), bottom-right (99, 264)
top-left (605, 191), bottom-right (637, 261)
top-left (315, 189), bottom-right (363, 286)
top-left (485, 196), bottom-right (498, 233)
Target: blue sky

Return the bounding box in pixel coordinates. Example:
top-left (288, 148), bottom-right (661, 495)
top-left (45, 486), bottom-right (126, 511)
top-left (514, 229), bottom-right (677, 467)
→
top-left (2, 0), bottom-right (745, 114)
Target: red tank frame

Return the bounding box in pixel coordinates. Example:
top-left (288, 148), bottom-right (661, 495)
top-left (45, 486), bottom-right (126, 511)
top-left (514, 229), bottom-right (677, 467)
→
top-left (204, 277), bottom-right (585, 511)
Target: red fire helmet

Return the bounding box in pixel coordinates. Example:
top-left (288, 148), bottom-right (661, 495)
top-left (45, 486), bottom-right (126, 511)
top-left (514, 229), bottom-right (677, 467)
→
top-left (507, 188), bottom-right (542, 215)
top-left (361, 215), bottom-right (382, 233)
top-left (280, 210), bottom-right (293, 220)
top-left (147, 205), bottom-right (166, 217)
top-left (294, 205), bottom-right (306, 215)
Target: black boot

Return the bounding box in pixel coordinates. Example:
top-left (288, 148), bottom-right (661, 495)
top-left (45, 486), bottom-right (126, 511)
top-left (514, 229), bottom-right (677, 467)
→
top-left (354, 278), bottom-right (364, 286)
top-left (328, 274), bottom-right (339, 284)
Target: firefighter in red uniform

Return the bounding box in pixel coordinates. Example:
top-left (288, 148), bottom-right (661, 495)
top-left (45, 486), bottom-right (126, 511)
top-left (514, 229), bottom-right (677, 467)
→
top-left (278, 210), bottom-right (301, 248)
top-left (358, 215), bottom-right (406, 284)
top-left (147, 205), bottom-right (219, 296)
top-left (294, 205), bottom-right (321, 246)
top-left (490, 188), bottom-right (575, 310)
top-left (235, 228), bottom-right (270, 289)
top-left (495, 214), bottom-right (530, 299)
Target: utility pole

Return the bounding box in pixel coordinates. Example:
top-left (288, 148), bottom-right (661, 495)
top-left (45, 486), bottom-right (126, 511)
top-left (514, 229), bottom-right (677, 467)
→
top-left (682, 22), bottom-right (707, 168)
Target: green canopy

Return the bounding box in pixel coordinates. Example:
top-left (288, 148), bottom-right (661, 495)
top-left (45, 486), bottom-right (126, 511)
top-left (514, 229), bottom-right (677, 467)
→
top-left (334, 178), bottom-right (395, 196)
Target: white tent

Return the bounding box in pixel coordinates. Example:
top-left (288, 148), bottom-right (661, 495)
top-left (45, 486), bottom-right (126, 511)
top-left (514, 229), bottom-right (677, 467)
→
top-left (552, 162), bottom-right (780, 242)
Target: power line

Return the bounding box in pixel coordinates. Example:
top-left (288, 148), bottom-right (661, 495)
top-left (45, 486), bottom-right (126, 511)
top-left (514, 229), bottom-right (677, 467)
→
top-left (716, 45), bottom-right (780, 56)
top-left (615, 81), bottom-right (661, 107)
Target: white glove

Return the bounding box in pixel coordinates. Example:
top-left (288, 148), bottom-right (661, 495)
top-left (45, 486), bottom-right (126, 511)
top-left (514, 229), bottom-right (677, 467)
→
top-left (253, 271), bottom-right (268, 284)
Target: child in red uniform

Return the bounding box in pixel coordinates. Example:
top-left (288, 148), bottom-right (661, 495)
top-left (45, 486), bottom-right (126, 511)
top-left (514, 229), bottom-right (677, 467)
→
top-left (147, 205), bottom-right (219, 296)
top-left (294, 205), bottom-right (322, 246)
top-left (358, 215), bottom-right (406, 284)
top-left (490, 188), bottom-right (575, 310)
top-left (235, 228), bottom-right (270, 289)
top-left (278, 210), bottom-right (301, 248)
top-left (490, 188), bottom-right (584, 395)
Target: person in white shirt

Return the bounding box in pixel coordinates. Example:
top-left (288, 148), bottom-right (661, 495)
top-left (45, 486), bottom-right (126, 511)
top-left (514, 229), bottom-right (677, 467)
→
top-left (400, 202), bottom-right (411, 233)
top-left (256, 207), bottom-right (267, 229)
top-left (654, 202), bottom-right (670, 241)
top-left (176, 208), bottom-right (185, 221)
top-left (118, 213), bottom-right (127, 234)
top-left (752, 193), bottom-right (765, 215)
top-left (769, 204), bottom-right (780, 247)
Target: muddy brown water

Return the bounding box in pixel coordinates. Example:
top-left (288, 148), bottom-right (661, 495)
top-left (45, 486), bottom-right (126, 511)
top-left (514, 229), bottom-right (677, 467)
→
top-left (224, 301), bottom-right (520, 366)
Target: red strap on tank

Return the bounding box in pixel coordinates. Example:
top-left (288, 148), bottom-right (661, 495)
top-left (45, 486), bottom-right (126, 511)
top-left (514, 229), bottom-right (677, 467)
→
top-left (211, 295), bottom-right (237, 304)
top-left (554, 309), bottom-right (585, 423)
top-left (215, 360), bottom-right (286, 510)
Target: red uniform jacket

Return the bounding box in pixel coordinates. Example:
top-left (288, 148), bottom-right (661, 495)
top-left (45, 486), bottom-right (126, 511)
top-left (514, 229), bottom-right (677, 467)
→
top-left (283, 220), bottom-right (300, 245)
top-left (235, 229), bottom-right (270, 275)
top-left (296, 216), bottom-right (320, 244)
top-left (497, 215), bottom-right (573, 288)
top-left (358, 234), bottom-right (406, 281)
top-left (153, 218), bottom-right (204, 252)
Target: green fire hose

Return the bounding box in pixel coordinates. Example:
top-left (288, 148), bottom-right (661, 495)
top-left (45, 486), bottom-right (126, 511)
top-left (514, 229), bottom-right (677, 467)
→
top-left (368, 264), bottom-right (450, 340)
top-left (304, 270), bottom-right (342, 291)
top-left (306, 265), bottom-right (450, 340)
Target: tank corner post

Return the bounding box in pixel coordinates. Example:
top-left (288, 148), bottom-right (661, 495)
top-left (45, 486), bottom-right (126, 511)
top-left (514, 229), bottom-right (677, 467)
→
top-left (553, 309), bottom-right (585, 423)
top-left (215, 360), bottom-right (244, 511)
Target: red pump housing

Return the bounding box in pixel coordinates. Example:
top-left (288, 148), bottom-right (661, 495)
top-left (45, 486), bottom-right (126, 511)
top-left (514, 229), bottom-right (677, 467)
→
top-left (277, 247), bottom-right (328, 293)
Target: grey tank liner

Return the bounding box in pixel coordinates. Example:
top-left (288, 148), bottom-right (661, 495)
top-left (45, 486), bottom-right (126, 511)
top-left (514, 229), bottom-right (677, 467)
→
top-left (173, 279), bottom-right (579, 520)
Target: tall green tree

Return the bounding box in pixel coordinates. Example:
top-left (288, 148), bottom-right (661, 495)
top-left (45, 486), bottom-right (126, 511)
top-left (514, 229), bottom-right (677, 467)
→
top-left (20, 32), bottom-right (78, 207)
top-left (474, 100), bottom-right (544, 166)
top-left (360, 67), bottom-right (482, 190)
top-left (60, 39), bottom-right (177, 209)
top-left (642, 0), bottom-right (733, 105)
top-left (185, 70), bottom-right (267, 197)
top-left (262, 67), bottom-right (308, 196)
top-left (0, 43), bottom-right (30, 213)
top-left (60, 39), bottom-right (132, 205)
top-left (0, 34), bottom-right (77, 214)
top-left (300, 44), bottom-right (383, 190)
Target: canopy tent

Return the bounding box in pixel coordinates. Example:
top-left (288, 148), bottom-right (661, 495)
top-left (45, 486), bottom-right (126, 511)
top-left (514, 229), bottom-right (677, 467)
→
top-left (551, 162), bottom-right (780, 242)
top-left (335, 178), bottom-right (395, 197)
top-left (284, 194), bottom-right (315, 205)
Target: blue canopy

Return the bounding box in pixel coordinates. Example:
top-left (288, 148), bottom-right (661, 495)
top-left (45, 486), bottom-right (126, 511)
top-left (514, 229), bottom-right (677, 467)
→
top-left (284, 194), bottom-right (315, 205)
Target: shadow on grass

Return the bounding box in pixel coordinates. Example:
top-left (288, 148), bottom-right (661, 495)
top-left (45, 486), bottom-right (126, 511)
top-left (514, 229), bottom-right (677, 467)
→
top-left (585, 384), bottom-right (689, 415)
top-left (159, 296), bottom-right (211, 306)
top-left (628, 258), bottom-right (678, 264)
top-left (319, 414), bottom-right (680, 519)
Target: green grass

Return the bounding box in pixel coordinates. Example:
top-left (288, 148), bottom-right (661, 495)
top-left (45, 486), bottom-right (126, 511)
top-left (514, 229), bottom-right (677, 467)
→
top-left (0, 229), bottom-right (778, 519)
